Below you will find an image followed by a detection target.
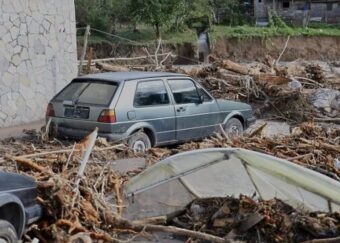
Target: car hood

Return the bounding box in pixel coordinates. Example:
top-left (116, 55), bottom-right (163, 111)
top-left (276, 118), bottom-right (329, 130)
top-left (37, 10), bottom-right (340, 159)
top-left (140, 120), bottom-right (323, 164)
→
top-left (0, 172), bottom-right (36, 191)
top-left (216, 99), bottom-right (252, 111)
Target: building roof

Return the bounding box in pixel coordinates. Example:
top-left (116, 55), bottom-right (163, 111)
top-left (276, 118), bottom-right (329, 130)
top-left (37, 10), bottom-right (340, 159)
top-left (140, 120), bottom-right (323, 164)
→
top-left (77, 71), bottom-right (187, 82)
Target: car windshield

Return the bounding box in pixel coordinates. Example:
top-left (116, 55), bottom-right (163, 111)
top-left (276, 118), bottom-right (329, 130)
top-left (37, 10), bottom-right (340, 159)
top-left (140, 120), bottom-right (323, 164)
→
top-left (55, 80), bottom-right (118, 106)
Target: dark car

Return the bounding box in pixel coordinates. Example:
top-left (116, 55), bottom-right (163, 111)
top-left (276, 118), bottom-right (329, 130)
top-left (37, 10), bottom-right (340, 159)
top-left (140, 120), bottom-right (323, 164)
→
top-left (0, 172), bottom-right (42, 242)
top-left (46, 72), bottom-right (255, 151)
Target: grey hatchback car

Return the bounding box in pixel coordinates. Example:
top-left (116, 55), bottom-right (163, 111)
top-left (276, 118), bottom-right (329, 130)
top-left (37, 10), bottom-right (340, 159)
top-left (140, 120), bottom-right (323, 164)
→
top-left (46, 72), bottom-right (255, 151)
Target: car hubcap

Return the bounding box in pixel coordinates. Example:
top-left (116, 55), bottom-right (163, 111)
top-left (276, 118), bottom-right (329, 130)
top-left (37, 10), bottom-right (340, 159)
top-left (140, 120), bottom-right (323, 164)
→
top-left (133, 140), bottom-right (146, 152)
top-left (228, 125), bottom-right (240, 137)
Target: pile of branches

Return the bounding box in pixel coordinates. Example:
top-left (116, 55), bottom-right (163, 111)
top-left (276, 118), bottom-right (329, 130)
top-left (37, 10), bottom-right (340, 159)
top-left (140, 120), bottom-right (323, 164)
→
top-left (96, 56), bottom-right (338, 122)
top-left (0, 133), bottom-right (140, 242)
top-left (0, 121), bottom-right (338, 242)
top-left (171, 195), bottom-right (340, 243)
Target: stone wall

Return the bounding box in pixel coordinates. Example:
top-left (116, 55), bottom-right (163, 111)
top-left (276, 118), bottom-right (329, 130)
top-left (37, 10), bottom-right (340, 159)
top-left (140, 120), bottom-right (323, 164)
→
top-left (0, 0), bottom-right (77, 128)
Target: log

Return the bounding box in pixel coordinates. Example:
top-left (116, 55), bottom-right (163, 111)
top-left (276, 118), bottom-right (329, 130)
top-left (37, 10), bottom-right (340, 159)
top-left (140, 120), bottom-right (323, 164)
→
top-left (222, 59), bottom-right (253, 75)
top-left (108, 215), bottom-right (228, 243)
top-left (254, 74), bottom-right (291, 85)
top-left (6, 155), bottom-right (45, 172)
top-left (301, 236), bottom-right (340, 243)
top-left (95, 62), bottom-right (130, 72)
top-left (300, 138), bottom-right (340, 153)
top-left (132, 216), bottom-right (167, 225)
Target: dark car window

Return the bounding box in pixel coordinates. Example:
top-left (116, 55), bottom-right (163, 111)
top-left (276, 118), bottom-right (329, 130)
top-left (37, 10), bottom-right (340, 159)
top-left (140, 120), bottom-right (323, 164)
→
top-left (168, 79), bottom-right (200, 104)
top-left (55, 82), bottom-right (88, 101)
top-left (197, 84), bottom-right (213, 102)
top-left (134, 80), bottom-right (170, 107)
top-left (78, 82), bottom-right (117, 105)
top-left (55, 81), bottom-right (118, 106)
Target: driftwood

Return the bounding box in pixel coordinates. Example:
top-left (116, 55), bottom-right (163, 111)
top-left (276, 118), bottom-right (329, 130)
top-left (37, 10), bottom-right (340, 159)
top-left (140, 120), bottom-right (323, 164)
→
top-left (109, 215), bottom-right (228, 243)
top-left (301, 237), bottom-right (340, 243)
top-left (6, 155), bottom-right (45, 172)
top-left (254, 74), bottom-right (291, 85)
top-left (95, 62), bottom-right (130, 72)
top-left (222, 59), bottom-right (257, 75)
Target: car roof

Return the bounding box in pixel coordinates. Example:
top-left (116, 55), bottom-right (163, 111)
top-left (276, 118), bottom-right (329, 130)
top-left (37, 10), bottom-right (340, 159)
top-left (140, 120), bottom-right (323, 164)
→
top-left (76, 71), bottom-right (187, 83)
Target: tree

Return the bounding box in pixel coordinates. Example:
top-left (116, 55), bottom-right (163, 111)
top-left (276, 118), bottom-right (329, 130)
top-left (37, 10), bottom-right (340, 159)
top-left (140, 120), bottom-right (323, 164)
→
top-left (171, 0), bottom-right (213, 32)
top-left (129, 0), bottom-right (181, 38)
top-left (75, 0), bottom-right (130, 32)
top-left (211, 0), bottom-right (250, 25)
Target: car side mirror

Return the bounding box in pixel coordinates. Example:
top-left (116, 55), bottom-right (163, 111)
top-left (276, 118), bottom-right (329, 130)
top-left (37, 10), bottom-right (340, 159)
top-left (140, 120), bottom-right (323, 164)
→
top-left (199, 94), bottom-right (204, 103)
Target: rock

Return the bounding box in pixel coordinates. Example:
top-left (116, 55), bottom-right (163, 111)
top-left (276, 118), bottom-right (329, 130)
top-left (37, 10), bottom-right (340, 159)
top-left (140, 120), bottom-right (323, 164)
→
top-left (310, 88), bottom-right (340, 117)
top-left (288, 79), bottom-right (302, 90)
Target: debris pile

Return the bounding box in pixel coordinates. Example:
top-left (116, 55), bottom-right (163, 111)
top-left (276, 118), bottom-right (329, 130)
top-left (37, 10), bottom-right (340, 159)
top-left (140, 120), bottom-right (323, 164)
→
top-left (95, 57), bottom-right (340, 122)
top-left (0, 121), bottom-right (339, 242)
top-left (171, 195), bottom-right (340, 242)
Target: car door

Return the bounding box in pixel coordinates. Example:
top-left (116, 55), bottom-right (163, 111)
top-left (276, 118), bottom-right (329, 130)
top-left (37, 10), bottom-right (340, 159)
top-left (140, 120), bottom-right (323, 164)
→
top-left (132, 79), bottom-right (176, 144)
top-left (166, 78), bottom-right (220, 141)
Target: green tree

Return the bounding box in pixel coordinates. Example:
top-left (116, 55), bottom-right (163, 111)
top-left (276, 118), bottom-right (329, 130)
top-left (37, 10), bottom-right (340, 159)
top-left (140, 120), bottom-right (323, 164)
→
top-left (171, 0), bottom-right (213, 31)
top-left (212, 0), bottom-right (248, 26)
top-left (129, 0), bottom-right (181, 38)
top-left (75, 0), bottom-right (131, 32)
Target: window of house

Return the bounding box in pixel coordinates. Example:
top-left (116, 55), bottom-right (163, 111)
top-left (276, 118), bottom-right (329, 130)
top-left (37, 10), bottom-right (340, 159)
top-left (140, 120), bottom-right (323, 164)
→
top-left (327, 3), bottom-right (333, 11)
top-left (134, 80), bottom-right (169, 107)
top-left (283, 1), bottom-right (290, 8)
top-left (168, 79), bottom-right (201, 104)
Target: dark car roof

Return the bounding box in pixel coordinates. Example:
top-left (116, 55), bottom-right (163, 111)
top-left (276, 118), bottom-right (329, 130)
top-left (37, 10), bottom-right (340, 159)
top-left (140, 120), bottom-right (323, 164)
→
top-left (0, 172), bottom-right (36, 191)
top-left (75, 71), bottom-right (187, 83)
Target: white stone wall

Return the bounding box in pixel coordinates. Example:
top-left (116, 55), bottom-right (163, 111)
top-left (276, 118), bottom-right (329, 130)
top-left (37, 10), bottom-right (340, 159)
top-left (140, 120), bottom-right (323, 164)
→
top-left (0, 0), bottom-right (77, 128)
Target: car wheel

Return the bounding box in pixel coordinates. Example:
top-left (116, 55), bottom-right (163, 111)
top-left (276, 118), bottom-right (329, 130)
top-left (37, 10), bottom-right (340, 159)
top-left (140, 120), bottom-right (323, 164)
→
top-left (128, 132), bottom-right (151, 152)
top-left (224, 118), bottom-right (244, 139)
top-left (0, 220), bottom-right (18, 243)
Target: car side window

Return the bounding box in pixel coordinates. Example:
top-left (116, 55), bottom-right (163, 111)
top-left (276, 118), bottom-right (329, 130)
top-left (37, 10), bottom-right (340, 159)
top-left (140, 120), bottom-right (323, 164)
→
top-left (134, 80), bottom-right (170, 107)
top-left (168, 79), bottom-right (200, 104)
top-left (197, 84), bottom-right (213, 102)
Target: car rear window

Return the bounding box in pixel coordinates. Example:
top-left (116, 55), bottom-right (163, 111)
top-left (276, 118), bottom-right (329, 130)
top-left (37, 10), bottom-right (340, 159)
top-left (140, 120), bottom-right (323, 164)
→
top-left (55, 80), bottom-right (118, 106)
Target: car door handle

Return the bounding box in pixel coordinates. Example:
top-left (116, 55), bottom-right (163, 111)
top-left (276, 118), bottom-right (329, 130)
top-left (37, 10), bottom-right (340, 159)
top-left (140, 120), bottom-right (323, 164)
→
top-left (176, 106), bottom-right (186, 112)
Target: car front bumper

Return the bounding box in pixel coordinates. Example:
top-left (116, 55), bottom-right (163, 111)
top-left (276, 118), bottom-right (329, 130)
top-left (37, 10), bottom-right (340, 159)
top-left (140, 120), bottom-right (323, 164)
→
top-left (245, 116), bottom-right (256, 129)
top-left (25, 204), bottom-right (42, 225)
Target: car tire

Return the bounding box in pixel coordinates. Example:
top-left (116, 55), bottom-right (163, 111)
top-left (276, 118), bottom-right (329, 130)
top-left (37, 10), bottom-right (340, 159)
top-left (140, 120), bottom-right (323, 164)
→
top-left (224, 118), bottom-right (244, 139)
top-left (0, 220), bottom-right (18, 243)
top-left (128, 132), bottom-right (151, 152)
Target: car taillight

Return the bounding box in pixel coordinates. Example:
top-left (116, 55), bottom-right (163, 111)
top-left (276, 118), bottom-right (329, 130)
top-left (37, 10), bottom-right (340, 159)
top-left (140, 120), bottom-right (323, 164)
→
top-left (98, 109), bottom-right (116, 123)
top-left (46, 103), bottom-right (55, 117)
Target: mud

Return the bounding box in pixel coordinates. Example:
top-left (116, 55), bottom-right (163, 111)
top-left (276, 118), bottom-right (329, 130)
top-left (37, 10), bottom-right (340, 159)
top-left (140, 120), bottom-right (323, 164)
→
top-left (213, 36), bottom-right (340, 62)
top-left (79, 36), bottom-right (340, 63)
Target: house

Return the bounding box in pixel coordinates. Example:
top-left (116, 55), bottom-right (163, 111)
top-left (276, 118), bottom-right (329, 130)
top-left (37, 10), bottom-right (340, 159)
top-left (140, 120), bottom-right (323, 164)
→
top-left (0, 0), bottom-right (77, 129)
top-left (254, 0), bottom-right (340, 24)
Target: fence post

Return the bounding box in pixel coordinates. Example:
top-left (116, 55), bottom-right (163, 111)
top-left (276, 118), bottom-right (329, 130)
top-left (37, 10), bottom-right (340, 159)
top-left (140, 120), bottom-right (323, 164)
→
top-left (78, 25), bottom-right (90, 75)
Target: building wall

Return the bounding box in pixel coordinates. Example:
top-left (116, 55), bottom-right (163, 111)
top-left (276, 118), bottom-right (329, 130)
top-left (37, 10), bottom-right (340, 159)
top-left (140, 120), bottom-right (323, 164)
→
top-left (0, 0), bottom-right (77, 128)
top-left (254, 0), bottom-right (269, 19)
top-left (255, 0), bottom-right (340, 23)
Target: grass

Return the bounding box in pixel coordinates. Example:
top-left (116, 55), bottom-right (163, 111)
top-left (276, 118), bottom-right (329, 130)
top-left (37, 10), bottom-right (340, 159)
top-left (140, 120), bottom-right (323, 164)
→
top-left (77, 23), bottom-right (340, 46)
top-left (210, 24), bottom-right (340, 39)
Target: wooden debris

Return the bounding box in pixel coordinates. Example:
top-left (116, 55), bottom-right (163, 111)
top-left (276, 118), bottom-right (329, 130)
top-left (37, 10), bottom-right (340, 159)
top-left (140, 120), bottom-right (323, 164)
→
top-left (95, 62), bottom-right (130, 72)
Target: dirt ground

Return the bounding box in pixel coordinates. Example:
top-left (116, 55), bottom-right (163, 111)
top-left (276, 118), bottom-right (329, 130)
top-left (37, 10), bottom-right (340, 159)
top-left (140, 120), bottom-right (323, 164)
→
top-left (213, 36), bottom-right (340, 62)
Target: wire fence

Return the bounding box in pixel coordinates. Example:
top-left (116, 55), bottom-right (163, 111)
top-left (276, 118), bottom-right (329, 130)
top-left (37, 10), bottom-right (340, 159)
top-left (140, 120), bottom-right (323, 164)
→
top-left (76, 26), bottom-right (202, 66)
